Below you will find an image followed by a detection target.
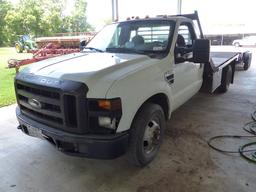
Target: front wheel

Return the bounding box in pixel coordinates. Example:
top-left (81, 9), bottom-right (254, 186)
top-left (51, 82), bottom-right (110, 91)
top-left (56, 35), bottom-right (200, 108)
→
top-left (15, 43), bottom-right (23, 53)
top-left (218, 65), bottom-right (232, 93)
top-left (234, 42), bottom-right (240, 47)
top-left (127, 103), bottom-right (166, 166)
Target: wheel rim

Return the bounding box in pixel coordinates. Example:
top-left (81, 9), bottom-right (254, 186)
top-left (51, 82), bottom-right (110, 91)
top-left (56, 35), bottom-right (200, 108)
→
top-left (15, 44), bottom-right (20, 52)
top-left (143, 120), bottom-right (161, 154)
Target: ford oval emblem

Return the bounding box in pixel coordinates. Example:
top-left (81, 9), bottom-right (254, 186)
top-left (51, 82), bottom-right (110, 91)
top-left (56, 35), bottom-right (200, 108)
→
top-left (28, 98), bottom-right (42, 109)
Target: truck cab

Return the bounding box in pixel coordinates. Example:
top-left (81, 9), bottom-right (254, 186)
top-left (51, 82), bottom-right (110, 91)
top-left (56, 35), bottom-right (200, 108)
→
top-left (15, 12), bottom-right (236, 166)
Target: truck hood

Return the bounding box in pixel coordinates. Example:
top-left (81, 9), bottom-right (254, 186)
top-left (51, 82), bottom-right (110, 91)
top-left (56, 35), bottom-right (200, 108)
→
top-left (21, 52), bottom-right (152, 97)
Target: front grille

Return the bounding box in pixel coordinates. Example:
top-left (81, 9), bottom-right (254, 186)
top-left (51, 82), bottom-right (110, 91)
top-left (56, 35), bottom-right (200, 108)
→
top-left (15, 75), bottom-right (88, 134)
top-left (17, 83), bottom-right (60, 99)
top-left (16, 81), bottom-right (64, 128)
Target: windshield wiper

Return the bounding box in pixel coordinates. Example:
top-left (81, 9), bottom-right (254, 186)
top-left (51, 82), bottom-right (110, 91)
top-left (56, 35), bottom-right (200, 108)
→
top-left (82, 47), bottom-right (104, 52)
top-left (106, 47), bottom-right (146, 55)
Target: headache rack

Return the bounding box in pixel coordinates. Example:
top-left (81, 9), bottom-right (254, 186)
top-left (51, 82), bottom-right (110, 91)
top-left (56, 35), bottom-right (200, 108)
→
top-left (156, 11), bottom-right (204, 38)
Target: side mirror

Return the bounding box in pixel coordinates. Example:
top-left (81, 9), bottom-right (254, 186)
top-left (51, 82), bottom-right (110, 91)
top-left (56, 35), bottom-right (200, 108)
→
top-left (79, 40), bottom-right (87, 51)
top-left (193, 39), bottom-right (210, 63)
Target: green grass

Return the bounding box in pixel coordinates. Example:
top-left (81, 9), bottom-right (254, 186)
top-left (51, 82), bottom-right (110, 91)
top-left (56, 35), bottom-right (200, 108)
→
top-left (0, 48), bottom-right (32, 107)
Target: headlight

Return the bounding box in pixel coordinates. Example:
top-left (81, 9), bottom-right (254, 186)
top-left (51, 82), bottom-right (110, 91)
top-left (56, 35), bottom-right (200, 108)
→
top-left (88, 98), bottom-right (122, 133)
top-left (98, 116), bottom-right (117, 129)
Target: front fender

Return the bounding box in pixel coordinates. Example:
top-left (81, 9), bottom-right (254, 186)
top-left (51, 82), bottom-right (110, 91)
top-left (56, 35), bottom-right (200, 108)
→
top-left (106, 65), bottom-right (173, 133)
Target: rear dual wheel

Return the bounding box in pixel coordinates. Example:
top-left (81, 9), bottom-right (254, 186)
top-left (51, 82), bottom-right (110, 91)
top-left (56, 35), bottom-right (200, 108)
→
top-left (243, 52), bottom-right (252, 71)
top-left (244, 62), bottom-right (250, 71)
top-left (127, 103), bottom-right (166, 166)
top-left (218, 65), bottom-right (232, 93)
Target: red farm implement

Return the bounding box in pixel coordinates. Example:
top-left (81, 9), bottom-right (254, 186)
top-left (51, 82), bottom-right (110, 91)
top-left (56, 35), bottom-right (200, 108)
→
top-left (8, 33), bottom-right (94, 73)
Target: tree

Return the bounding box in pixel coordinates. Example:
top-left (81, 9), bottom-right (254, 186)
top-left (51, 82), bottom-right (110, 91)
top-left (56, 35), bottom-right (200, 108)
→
top-left (0, 0), bottom-right (12, 46)
top-left (4, 0), bottom-right (50, 44)
top-left (69, 0), bottom-right (93, 32)
top-left (2, 0), bottom-right (93, 46)
top-left (41, 0), bottom-right (68, 34)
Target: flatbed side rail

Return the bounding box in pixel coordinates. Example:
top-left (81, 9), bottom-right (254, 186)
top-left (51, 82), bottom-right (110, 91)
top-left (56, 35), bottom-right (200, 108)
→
top-left (201, 53), bottom-right (239, 93)
top-left (210, 53), bottom-right (239, 72)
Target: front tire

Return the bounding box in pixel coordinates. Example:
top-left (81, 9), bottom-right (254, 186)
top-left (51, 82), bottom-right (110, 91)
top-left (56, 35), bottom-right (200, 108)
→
top-left (15, 43), bottom-right (23, 53)
top-left (127, 103), bottom-right (166, 167)
top-left (218, 65), bottom-right (232, 93)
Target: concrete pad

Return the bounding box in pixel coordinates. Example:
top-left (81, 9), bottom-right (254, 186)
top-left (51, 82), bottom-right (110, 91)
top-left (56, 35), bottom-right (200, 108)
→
top-left (1, 49), bottom-right (256, 192)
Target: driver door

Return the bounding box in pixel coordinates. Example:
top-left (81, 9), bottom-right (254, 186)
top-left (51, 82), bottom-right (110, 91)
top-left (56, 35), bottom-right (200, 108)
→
top-left (172, 22), bottom-right (204, 110)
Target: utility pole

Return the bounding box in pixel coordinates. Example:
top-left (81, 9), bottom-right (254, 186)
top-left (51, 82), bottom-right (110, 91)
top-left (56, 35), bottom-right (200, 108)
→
top-left (177, 0), bottom-right (182, 14)
top-left (112, 0), bottom-right (180, 20)
top-left (112, 0), bottom-right (119, 21)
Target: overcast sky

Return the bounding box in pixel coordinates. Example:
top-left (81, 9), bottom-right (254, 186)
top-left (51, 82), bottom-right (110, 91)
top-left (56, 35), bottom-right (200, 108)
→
top-left (10, 0), bottom-right (256, 33)
top-left (87, 0), bottom-right (256, 33)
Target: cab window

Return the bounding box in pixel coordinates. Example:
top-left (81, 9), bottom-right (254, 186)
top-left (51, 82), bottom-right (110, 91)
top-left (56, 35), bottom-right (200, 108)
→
top-left (175, 22), bottom-right (196, 63)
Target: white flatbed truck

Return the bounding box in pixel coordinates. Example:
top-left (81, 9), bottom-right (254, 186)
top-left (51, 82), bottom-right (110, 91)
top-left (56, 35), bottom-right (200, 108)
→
top-left (15, 11), bottom-right (242, 166)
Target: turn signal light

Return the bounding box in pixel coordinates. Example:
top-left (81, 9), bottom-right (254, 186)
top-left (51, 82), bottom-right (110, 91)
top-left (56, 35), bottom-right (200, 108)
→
top-left (98, 100), bottom-right (111, 110)
top-left (98, 98), bottom-right (121, 111)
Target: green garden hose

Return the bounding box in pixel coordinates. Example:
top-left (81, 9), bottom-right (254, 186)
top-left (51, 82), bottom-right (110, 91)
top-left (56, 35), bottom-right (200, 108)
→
top-left (208, 110), bottom-right (256, 163)
top-left (239, 142), bottom-right (256, 163)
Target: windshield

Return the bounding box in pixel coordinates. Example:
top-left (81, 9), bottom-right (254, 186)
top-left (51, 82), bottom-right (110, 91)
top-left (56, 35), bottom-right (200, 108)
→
top-left (86, 20), bottom-right (175, 55)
